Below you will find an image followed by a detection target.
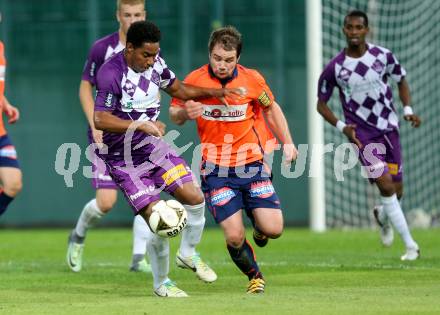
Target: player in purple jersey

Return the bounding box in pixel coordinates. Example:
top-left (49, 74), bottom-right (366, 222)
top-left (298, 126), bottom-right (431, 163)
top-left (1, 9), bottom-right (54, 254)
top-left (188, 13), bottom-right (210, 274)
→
top-left (94, 21), bottom-right (243, 297)
top-left (317, 10), bottom-right (421, 261)
top-left (67, 0), bottom-right (153, 274)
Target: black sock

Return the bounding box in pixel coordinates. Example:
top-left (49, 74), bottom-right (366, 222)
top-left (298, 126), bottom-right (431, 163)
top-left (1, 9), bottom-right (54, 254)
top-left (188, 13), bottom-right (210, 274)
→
top-left (0, 191), bottom-right (14, 216)
top-left (227, 239), bottom-right (262, 280)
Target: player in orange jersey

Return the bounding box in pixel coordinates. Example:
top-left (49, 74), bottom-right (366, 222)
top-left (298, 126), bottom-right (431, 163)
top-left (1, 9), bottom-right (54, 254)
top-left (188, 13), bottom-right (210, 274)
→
top-left (0, 34), bottom-right (23, 217)
top-left (170, 26), bottom-right (297, 294)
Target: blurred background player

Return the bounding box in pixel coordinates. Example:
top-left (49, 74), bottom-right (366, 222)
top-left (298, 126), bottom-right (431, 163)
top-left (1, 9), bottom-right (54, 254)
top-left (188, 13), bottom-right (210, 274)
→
top-left (92, 21), bottom-right (237, 297)
top-left (316, 10), bottom-right (421, 261)
top-left (0, 12), bottom-right (23, 218)
top-left (170, 26), bottom-right (298, 293)
top-left (67, 0), bottom-right (152, 273)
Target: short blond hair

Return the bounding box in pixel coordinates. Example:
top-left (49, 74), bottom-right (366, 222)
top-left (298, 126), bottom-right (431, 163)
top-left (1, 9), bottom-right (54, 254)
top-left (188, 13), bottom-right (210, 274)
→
top-left (117, 0), bottom-right (145, 11)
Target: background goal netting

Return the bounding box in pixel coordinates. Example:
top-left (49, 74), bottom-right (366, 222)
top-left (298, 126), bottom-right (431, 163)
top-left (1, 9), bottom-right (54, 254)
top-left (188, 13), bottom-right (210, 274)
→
top-left (321, 0), bottom-right (440, 228)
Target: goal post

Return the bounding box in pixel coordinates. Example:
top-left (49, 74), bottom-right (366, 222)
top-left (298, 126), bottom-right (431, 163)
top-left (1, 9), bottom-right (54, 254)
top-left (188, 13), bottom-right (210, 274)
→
top-left (306, 0), bottom-right (326, 232)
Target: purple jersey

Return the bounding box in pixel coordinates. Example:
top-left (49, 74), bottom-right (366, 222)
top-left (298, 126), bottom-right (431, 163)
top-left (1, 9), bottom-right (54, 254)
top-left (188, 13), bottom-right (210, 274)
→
top-left (82, 32), bottom-right (124, 86)
top-left (318, 43), bottom-right (406, 137)
top-left (94, 51), bottom-right (175, 158)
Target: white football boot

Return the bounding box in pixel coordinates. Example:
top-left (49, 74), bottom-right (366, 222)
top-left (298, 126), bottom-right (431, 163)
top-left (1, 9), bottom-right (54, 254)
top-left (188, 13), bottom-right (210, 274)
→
top-left (401, 246), bottom-right (420, 261)
top-left (154, 280), bottom-right (188, 297)
top-left (176, 251), bottom-right (217, 283)
top-left (66, 230), bottom-right (84, 272)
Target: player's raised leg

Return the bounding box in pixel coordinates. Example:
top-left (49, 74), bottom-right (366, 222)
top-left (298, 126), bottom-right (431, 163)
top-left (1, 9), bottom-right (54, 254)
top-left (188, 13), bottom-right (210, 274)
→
top-left (252, 208), bottom-right (283, 241)
top-left (172, 181), bottom-right (217, 283)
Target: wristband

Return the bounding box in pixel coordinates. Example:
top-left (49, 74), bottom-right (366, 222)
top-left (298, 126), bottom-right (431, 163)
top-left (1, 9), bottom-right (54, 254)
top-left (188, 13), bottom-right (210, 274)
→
top-left (403, 106), bottom-right (414, 116)
top-left (336, 120), bottom-right (346, 133)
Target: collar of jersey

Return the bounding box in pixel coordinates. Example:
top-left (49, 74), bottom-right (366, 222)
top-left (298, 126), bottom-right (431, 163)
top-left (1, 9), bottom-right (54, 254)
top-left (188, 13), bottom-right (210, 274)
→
top-left (208, 64), bottom-right (238, 86)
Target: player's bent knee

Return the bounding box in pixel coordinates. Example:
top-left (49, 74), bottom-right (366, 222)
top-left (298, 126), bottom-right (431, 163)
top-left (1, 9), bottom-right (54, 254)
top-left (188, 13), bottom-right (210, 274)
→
top-left (96, 198), bottom-right (116, 213)
top-left (266, 229), bottom-right (283, 239)
top-left (378, 184), bottom-right (395, 197)
top-left (376, 177), bottom-right (396, 197)
top-left (226, 232), bottom-right (245, 248)
top-left (262, 225), bottom-right (283, 239)
top-left (181, 190), bottom-right (204, 206)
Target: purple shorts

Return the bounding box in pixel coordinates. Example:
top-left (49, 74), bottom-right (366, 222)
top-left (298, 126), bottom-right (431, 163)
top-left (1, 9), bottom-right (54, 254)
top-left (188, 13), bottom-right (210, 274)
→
top-left (103, 153), bottom-right (194, 214)
top-left (357, 129), bottom-right (403, 182)
top-left (88, 129), bottom-right (118, 189)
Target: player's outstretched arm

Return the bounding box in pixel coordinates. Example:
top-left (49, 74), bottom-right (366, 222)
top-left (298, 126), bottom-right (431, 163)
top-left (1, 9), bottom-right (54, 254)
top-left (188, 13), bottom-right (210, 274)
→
top-left (264, 101), bottom-right (297, 163)
top-left (165, 78), bottom-right (244, 105)
top-left (94, 111), bottom-right (162, 137)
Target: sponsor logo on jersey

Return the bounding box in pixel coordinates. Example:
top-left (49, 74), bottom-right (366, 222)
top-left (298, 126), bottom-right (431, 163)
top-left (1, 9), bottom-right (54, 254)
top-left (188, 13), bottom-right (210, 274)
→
top-left (0, 65), bottom-right (5, 81)
top-left (210, 187), bottom-right (235, 206)
top-left (105, 93), bottom-right (113, 107)
top-left (321, 80), bottom-right (328, 94)
top-left (371, 60), bottom-right (385, 73)
top-left (258, 90), bottom-right (272, 107)
top-left (161, 164), bottom-right (188, 186)
top-left (0, 145), bottom-right (17, 159)
top-left (121, 97), bottom-right (160, 111)
top-left (124, 81), bottom-right (135, 95)
top-left (89, 62), bottom-right (96, 77)
top-left (129, 185), bottom-right (156, 201)
top-left (201, 104), bottom-right (248, 121)
top-left (249, 181), bottom-right (275, 198)
top-left (151, 70), bottom-right (160, 86)
top-left (386, 162), bottom-right (399, 175)
top-left (338, 67), bottom-right (351, 81)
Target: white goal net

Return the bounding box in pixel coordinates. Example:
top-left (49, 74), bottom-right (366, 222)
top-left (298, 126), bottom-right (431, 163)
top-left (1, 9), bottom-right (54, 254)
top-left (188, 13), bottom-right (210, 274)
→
top-left (321, 0), bottom-right (440, 228)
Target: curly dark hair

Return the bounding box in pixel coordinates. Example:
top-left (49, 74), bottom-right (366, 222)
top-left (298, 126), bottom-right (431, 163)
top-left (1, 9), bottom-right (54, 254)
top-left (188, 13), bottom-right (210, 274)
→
top-left (127, 21), bottom-right (161, 48)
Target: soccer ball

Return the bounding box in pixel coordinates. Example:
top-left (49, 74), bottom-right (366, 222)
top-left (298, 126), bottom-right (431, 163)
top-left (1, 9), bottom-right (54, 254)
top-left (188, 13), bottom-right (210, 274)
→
top-left (148, 200), bottom-right (187, 238)
top-left (407, 208), bottom-right (431, 229)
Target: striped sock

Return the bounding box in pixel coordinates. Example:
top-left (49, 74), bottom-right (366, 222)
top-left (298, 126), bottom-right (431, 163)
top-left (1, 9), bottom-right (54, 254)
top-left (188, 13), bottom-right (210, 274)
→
top-left (227, 239), bottom-right (261, 280)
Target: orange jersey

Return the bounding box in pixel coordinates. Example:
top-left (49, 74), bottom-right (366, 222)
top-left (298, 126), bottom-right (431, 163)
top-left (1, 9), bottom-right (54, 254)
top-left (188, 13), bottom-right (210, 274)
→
top-left (0, 41), bottom-right (6, 136)
top-left (171, 64), bottom-right (277, 167)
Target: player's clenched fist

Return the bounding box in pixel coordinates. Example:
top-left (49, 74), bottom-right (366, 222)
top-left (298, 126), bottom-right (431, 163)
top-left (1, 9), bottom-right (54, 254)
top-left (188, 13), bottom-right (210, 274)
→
top-left (184, 100), bottom-right (204, 120)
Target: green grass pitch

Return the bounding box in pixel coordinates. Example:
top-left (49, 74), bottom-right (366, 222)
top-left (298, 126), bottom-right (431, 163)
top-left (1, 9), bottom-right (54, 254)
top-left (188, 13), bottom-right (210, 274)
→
top-left (1, 228), bottom-right (440, 315)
